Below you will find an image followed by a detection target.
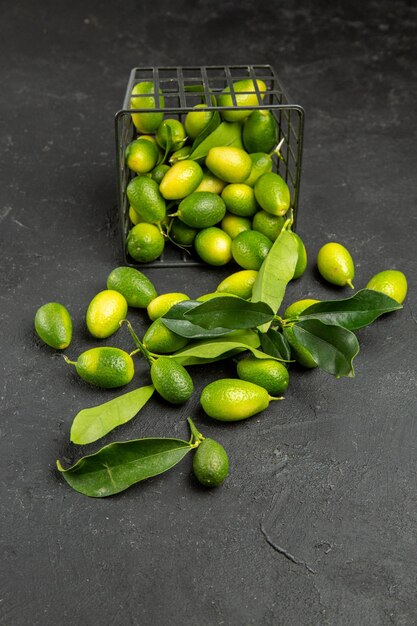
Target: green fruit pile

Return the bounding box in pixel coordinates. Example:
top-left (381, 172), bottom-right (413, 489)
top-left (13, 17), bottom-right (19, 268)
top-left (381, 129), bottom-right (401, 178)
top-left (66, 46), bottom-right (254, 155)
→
top-left (124, 78), bottom-right (295, 269)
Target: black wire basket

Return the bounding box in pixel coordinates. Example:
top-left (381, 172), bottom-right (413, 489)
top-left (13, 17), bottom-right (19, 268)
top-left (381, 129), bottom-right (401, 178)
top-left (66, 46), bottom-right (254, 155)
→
top-left (115, 65), bottom-right (305, 268)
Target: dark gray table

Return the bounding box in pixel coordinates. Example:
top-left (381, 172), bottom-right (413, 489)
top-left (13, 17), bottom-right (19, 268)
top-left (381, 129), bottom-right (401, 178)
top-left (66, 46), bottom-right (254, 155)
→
top-left (1, 2), bottom-right (416, 624)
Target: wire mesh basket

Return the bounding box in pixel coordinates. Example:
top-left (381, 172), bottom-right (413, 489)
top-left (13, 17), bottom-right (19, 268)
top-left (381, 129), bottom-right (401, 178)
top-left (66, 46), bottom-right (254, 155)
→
top-left (115, 65), bottom-right (305, 268)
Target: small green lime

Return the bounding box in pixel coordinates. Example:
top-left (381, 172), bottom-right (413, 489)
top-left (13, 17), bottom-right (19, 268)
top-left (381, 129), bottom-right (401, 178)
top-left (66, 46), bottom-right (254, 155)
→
top-left (170, 218), bottom-right (198, 246)
top-left (193, 438), bottom-right (229, 487)
top-left (221, 213), bottom-right (252, 239)
top-left (254, 172), bottom-right (291, 216)
top-left (231, 230), bottom-right (272, 270)
top-left (106, 266), bottom-right (157, 308)
top-left (200, 378), bottom-right (272, 421)
top-left (196, 292), bottom-right (238, 302)
top-left (221, 183), bottom-right (258, 217)
top-left (125, 139), bottom-right (159, 174)
top-left (143, 318), bottom-right (190, 354)
top-left (70, 347), bottom-right (134, 388)
top-left (156, 119), bottom-right (186, 151)
top-left (127, 223), bottom-right (165, 263)
top-left (86, 290), bottom-right (128, 339)
top-left (237, 355), bottom-right (289, 395)
top-left (366, 270), bottom-right (408, 304)
top-left (217, 79), bottom-right (266, 122)
top-left (129, 206), bottom-right (140, 225)
top-left (127, 176), bottom-right (166, 224)
top-left (150, 163), bottom-right (170, 184)
top-left (252, 210), bottom-right (285, 241)
top-left (159, 160), bottom-right (204, 200)
top-left (216, 269), bottom-right (258, 299)
top-left (244, 152), bottom-right (273, 187)
top-left (130, 81), bottom-right (164, 133)
top-left (147, 292), bottom-right (190, 321)
top-left (184, 104), bottom-right (214, 139)
top-left (194, 227), bottom-right (232, 266)
top-left (150, 357), bottom-right (193, 404)
top-left (283, 298), bottom-right (320, 368)
top-left (177, 191), bottom-right (226, 228)
top-left (206, 147), bottom-right (252, 183)
top-left (194, 171), bottom-right (227, 194)
top-left (317, 242), bottom-right (355, 288)
top-left (292, 232), bottom-right (308, 279)
top-left (283, 298), bottom-right (320, 319)
top-left (34, 302), bottom-right (72, 349)
top-left (243, 110), bottom-right (278, 153)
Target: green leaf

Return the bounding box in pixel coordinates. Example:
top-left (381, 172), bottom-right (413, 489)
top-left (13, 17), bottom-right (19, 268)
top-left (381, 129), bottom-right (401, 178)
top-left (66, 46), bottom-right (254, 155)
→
top-left (252, 227), bottom-right (299, 332)
top-left (190, 110), bottom-right (221, 152)
top-left (260, 328), bottom-right (292, 361)
top-left (291, 319), bottom-right (360, 378)
top-left (189, 121), bottom-right (243, 161)
top-left (171, 330), bottom-right (261, 366)
top-left (57, 437), bottom-right (192, 497)
top-left (70, 385), bottom-right (155, 445)
top-left (296, 288), bottom-right (403, 330)
top-left (184, 296), bottom-right (275, 330)
top-left (161, 300), bottom-right (232, 338)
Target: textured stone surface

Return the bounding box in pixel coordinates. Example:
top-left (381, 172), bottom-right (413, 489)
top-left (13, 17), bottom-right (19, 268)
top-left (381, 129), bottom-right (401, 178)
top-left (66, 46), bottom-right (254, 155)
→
top-left (1, 1), bottom-right (416, 625)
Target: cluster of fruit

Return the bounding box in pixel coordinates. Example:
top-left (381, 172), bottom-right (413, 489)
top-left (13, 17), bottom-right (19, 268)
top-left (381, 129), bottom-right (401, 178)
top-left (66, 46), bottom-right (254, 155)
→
top-left (124, 78), bottom-right (301, 268)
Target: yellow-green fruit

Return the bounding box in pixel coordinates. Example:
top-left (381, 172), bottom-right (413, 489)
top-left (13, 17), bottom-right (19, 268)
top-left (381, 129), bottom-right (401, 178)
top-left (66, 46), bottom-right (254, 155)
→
top-left (156, 119), bottom-right (186, 151)
top-left (194, 227), bottom-right (232, 266)
top-left (218, 79), bottom-right (267, 122)
top-left (231, 230), bottom-right (272, 270)
top-left (177, 191), bottom-right (226, 228)
top-left (170, 218), bottom-right (198, 246)
top-left (244, 152), bottom-right (273, 187)
top-left (127, 176), bottom-right (166, 224)
top-left (243, 110), bottom-right (278, 153)
top-left (221, 213), bottom-right (252, 239)
top-left (292, 232), bottom-right (308, 279)
top-left (197, 292), bottom-right (238, 302)
top-left (86, 290), bottom-right (127, 339)
top-left (221, 183), bottom-right (258, 217)
top-left (143, 318), bottom-right (189, 354)
top-left (147, 292), bottom-right (190, 321)
top-left (127, 223), bottom-right (165, 263)
top-left (130, 81), bottom-right (164, 133)
top-left (254, 172), bottom-right (291, 216)
top-left (129, 206), bottom-right (140, 225)
top-left (252, 210), bottom-right (285, 241)
top-left (317, 242), bottom-right (355, 288)
top-left (205, 147), bottom-right (252, 183)
top-left (34, 302), bottom-right (72, 349)
top-left (283, 298), bottom-right (320, 319)
top-left (194, 172), bottom-right (227, 194)
top-left (106, 266), bottom-right (157, 308)
top-left (70, 347), bottom-right (134, 388)
top-left (159, 160), bottom-right (204, 200)
top-left (169, 145), bottom-right (192, 164)
top-left (193, 438), bottom-right (229, 487)
top-left (200, 378), bottom-right (271, 421)
top-left (366, 270), bottom-right (408, 304)
top-left (236, 355), bottom-right (289, 395)
top-left (150, 357), bottom-right (193, 404)
top-left (150, 163), bottom-right (170, 184)
top-left (216, 269), bottom-right (258, 299)
top-left (184, 104), bottom-right (214, 139)
top-left (125, 139), bottom-right (159, 174)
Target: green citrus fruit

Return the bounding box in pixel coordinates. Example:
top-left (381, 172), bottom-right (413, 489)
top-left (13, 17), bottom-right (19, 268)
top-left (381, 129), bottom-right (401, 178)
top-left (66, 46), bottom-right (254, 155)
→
top-left (218, 79), bottom-right (267, 122)
top-left (231, 230), bottom-right (272, 270)
top-left (177, 191), bottom-right (226, 228)
top-left (283, 298), bottom-right (320, 319)
top-left (156, 119), bottom-right (186, 151)
top-left (86, 290), bottom-right (127, 338)
top-left (205, 147), bottom-right (252, 183)
top-left (34, 302), bottom-right (72, 349)
top-left (150, 357), bottom-right (193, 404)
top-left (317, 242), bottom-right (355, 288)
top-left (127, 223), bottom-right (165, 262)
top-left (283, 299), bottom-right (320, 369)
top-left (150, 163), bottom-right (170, 184)
top-left (292, 232), bottom-right (308, 279)
top-left (244, 152), bottom-right (273, 187)
top-left (69, 347), bottom-right (134, 388)
top-left (236, 355), bottom-right (289, 395)
top-left (243, 110), bottom-right (278, 153)
top-left (252, 210), bottom-right (285, 241)
top-left (106, 266), bottom-right (157, 308)
top-left (221, 213), bottom-right (252, 239)
top-left (184, 104), bottom-right (214, 139)
top-left (216, 269), bottom-right (258, 299)
top-left (170, 218), bottom-right (198, 246)
top-left (366, 270), bottom-right (408, 304)
top-left (130, 81), bottom-right (164, 133)
top-left (254, 172), bottom-right (291, 216)
top-left (129, 205), bottom-right (140, 225)
top-left (221, 183), bottom-right (258, 217)
top-left (125, 138), bottom-right (159, 174)
top-left (169, 146), bottom-right (192, 165)
top-left (143, 318), bottom-right (190, 354)
top-left (200, 378), bottom-right (272, 421)
top-left (194, 227), bottom-right (232, 266)
top-left (127, 176), bottom-right (166, 224)
top-left (194, 171), bottom-right (227, 194)
top-left (147, 292), bottom-right (190, 321)
top-left (193, 438), bottom-right (229, 487)
top-left (159, 160), bottom-right (204, 200)
top-left (196, 292), bottom-right (238, 302)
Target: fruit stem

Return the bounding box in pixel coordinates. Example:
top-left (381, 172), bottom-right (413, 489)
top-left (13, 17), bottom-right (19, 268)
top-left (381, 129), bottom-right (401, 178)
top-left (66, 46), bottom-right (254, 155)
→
top-left (120, 319), bottom-right (154, 365)
top-left (269, 396), bottom-right (285, 401)
top-left (62, 355), bottom-right (77, 366)
top-left (269, 137), bottom-right (285, 161)
top-left (187, 417), bottom-right (205, 445)
top-left (346, 279), bottom-right (355, 290)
